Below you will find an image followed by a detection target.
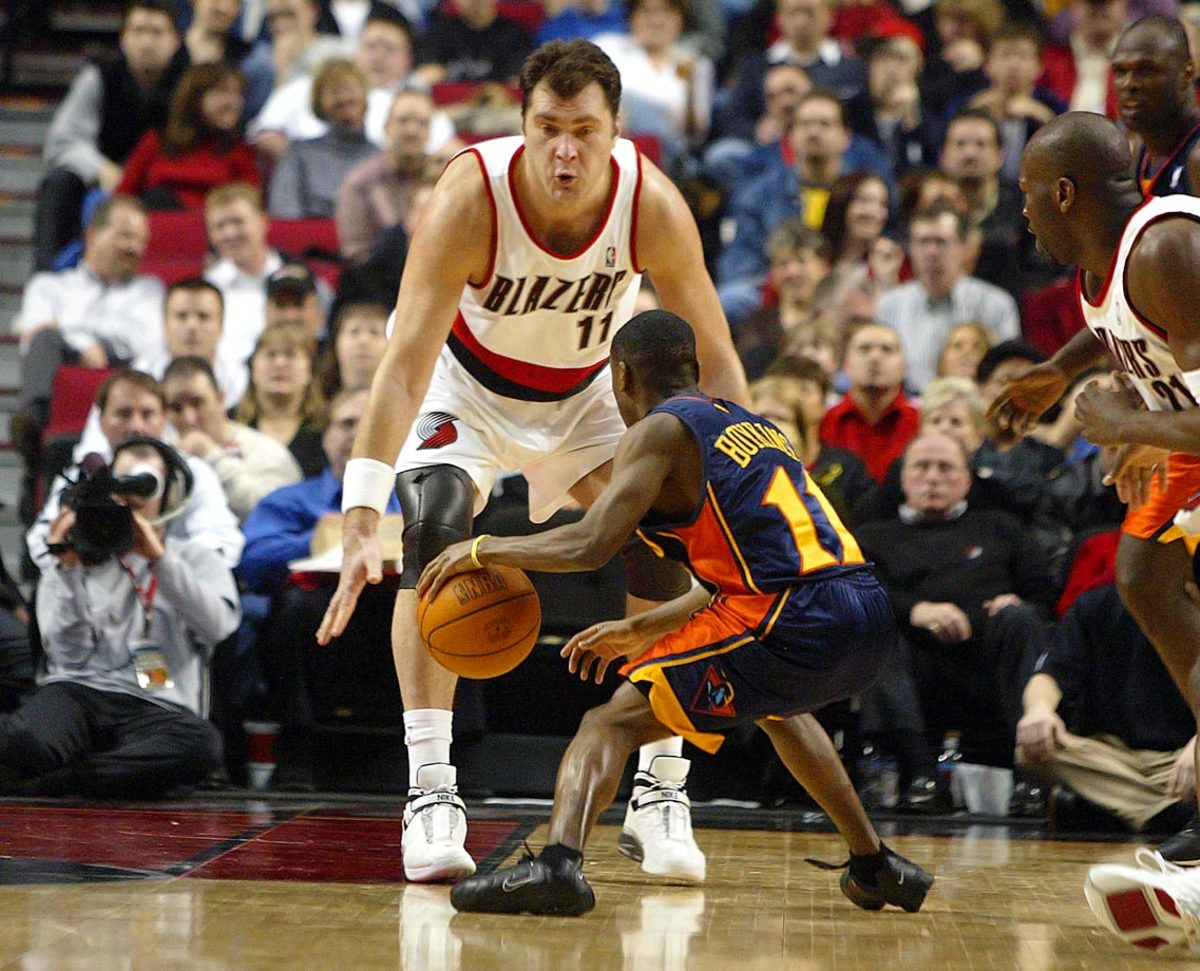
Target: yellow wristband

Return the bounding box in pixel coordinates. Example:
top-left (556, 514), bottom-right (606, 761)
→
top-left (469, 534), bottom-right (490, 569)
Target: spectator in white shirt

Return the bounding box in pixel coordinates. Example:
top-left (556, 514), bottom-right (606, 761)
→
top-left (163, 356), bottom-right (302, 521)
top-left (249, 8), bottom-right (455, 157)
top-left (14, 196), bottom-right (164, 430)
top-left (203, 183), bottom-right (284, 367)
top-left (877, 203), bottom-right (1020, 392)
top-left (595, 0), bottom-right (714, 173)
top-left (28, 369), bottom-right (244, 573)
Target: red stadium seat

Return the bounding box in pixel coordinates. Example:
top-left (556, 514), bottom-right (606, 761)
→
top-left (146, 210), bottom-right (209, 261)
top-left (141, 258), bottom-right (205, 286)
top-left (42, 366), bottom-right (115, 441)
top-left (628, 133), bottom-right (662, 169)
top-left (268, 219), bottom-right (342, 289)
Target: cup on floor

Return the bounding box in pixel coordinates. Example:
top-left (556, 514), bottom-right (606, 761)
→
top-left (243, 720), bottom-right (281, 790)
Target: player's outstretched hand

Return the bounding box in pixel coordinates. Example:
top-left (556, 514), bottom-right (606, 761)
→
top-left (316, 508), bottom-right (383, 645)
top-left (416, 540), bottom-right (476, 602)
top-left (561, 620), bottom-right (650, 685)
top-left (986, 361), bottom-right (1070, 436)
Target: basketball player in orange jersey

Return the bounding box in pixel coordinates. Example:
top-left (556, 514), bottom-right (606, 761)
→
top-left (418, 309), bottom-right (934, 916)
top-left (315, 40), bottom-right (750, 884)
top-left (991, 112), bottom-right (1200, 949)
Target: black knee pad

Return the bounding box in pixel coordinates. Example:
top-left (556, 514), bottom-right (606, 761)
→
top-left (621, 538), bottom-right (692, 602)
top-left (394, 466), bottom-right (476, 587)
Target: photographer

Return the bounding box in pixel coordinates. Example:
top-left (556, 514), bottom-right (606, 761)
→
top-left (0, 438), bottom-right (240, 798)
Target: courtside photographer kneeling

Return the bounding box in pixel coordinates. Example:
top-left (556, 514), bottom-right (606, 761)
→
top-left (0, 436), bottom-right (240, 797)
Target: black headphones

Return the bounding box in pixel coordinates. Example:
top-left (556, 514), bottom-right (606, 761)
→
top-left (112, 435), bottom-right (195, 519)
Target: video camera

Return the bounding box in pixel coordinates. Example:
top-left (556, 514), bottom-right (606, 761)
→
top-left (56, 453), bottom-right (166, 563)
top-left (53, 438), bottom-right (193, 564)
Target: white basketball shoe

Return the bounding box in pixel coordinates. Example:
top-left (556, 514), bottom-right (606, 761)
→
top-left (1084, 848), bottom-right (1200, 953)
top-left (402, 763), bottom-right (477, 883)
top-left (618, 756), bottom-right (706, 883)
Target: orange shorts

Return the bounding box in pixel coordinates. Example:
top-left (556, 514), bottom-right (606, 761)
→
top-left (1122, 451), bottom-right (1200, 553)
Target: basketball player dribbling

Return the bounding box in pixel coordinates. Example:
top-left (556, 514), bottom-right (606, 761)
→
top-left (315, 39), bottom-right (750, 884)
top-left (418, 310), bottom-right (934, 916)
top-left (992, 111), bottom-right (1200, 950)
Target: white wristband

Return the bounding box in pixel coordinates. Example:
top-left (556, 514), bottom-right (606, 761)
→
top-left (341, 458), bottom-right (396, 515)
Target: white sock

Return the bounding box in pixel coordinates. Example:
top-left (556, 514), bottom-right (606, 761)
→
top-left (637, 737), bottom-right (683, 775)
top-left (404, 708), bottom-right (453, 789)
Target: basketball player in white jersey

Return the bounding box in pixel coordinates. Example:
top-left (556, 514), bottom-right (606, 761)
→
top-left (316, 40), bottom-right (750, 884)
top-left (992, 112), bottom-right (1200, 951)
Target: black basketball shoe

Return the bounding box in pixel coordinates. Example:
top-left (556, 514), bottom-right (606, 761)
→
top-left (1159, 814), bottom-right (1200, 867)
top-left (449, 848), bottom-right (596, 916)
top-left (839, 844), bottom-right (935, 913)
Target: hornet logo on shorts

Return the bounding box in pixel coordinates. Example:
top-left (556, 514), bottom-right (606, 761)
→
top-left (691, 664), bottom-right (736, 718)
top-left (416, 412), bottom-right (459, 450)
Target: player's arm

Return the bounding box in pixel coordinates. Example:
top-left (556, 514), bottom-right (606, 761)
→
top-left (635, 159), bottom-right (751, 408)
top-left (1077, 219), bottom-right (1200, 451)
top-left (316, 153), bottom-right (492, 645)
top-left (988, 326), bottom-right (1109, 435)
top-left (417, 414), bottom-right (686, 594)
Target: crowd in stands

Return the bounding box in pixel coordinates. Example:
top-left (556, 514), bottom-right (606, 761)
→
top-left (3, 0), bottom-right (1198, 829)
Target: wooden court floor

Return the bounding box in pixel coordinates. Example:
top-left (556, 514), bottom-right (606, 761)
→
top-left (0, 799), bottom-right (1194, 970)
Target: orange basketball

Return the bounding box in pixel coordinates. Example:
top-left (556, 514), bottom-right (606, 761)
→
top-left (418, 565), bottom-right (541, 679)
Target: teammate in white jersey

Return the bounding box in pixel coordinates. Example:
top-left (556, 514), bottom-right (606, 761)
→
top-left (316, 40), bottom-right (751, 883)
top-left (992, 112), bottom-right (1200, 952)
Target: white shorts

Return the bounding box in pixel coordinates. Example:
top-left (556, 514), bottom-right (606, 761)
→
top-left (394, 346), bottom-right (626, 522)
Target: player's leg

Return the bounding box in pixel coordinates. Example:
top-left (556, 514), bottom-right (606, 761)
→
top-left (1115, 534), bottom-right (1200, 863)
top-left (393, 465), bottom-right (479, 882)
top-left (758, 714), bottom-right (933, 912)
top-left (570, 462), bottom-right (705, 881)
top-left (450, 681), bottom-right (673, 915)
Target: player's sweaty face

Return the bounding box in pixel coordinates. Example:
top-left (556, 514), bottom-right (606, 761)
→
top-left (522, 81), bottom-right (618, 201)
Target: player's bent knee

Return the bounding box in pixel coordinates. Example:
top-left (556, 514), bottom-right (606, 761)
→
top-left (395, 466), bottom-right (476, 587)
top-left (622, 540), bottom-right (691, 602)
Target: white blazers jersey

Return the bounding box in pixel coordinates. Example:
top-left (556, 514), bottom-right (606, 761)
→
top-left (1079, 194), bottom-right (1200, 413)
top-left (448, 135), bottom-right (644, 401)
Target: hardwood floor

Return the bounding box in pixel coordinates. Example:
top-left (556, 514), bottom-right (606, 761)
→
top-left (0, 801), bottom-right (1190, 969)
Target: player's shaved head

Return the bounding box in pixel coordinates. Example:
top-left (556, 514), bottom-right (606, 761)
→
top-left (1023, 112), bottom-right (1134, 188)
top-left (612, 310), bottom-right (700, 392)
top-left (1117, 14), bottom-right (1192, 66)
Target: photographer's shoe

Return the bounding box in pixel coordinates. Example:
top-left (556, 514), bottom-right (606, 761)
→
top-left (840, 844), bottom-right (934, 913)
top-left (402, 763), bottom-right (476, 883)
top-left (618, 756), bottom-right (706, 883)
top-left (450, 847), bottom-right (595, 916)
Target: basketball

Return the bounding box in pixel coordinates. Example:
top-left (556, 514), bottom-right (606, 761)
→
top-left (418, 565), bottom-right (541, 679)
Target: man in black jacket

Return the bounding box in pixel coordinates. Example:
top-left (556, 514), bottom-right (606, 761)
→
top-left (857, 430), bottom-right (1052, 801)
top-left (35, 0), bottom-right (188, 270)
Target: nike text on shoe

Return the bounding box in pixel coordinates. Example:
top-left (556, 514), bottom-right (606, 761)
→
top-left (839, 843), bottom-right (934, 913)
top-left (619, 756), bottom-right (706, 883)
top-left (449, 850), bottom-right (596, 916)
top-left (1159, 814), bottom-right (1200, 867)
top-left (402, 763), bottom-right (476, 883)
top-left (1085, 849), bottom-right (1200, 952)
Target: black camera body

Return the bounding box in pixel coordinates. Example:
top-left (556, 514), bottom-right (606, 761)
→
top-left (60, 461), bottom-right (158, 563)
top-left (57, 438), bottom-right (194, 564)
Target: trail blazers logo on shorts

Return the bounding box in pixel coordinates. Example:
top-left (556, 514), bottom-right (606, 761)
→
top-left (416, 412), bottom-right (459, 450)
top-left (691, 664), bottom-right (736, 718)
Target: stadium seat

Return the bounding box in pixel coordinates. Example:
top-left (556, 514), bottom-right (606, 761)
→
top-left (146, 210), bottom-right (209, 261)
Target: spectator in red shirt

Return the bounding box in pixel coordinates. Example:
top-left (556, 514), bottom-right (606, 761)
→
top-left (117, 62), bottom-right (260, 209)
top-left (820, 320), bottom-right (919, 481)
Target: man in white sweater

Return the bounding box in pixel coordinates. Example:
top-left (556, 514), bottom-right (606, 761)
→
top-left (163, 356), bottom-right (303, 521)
